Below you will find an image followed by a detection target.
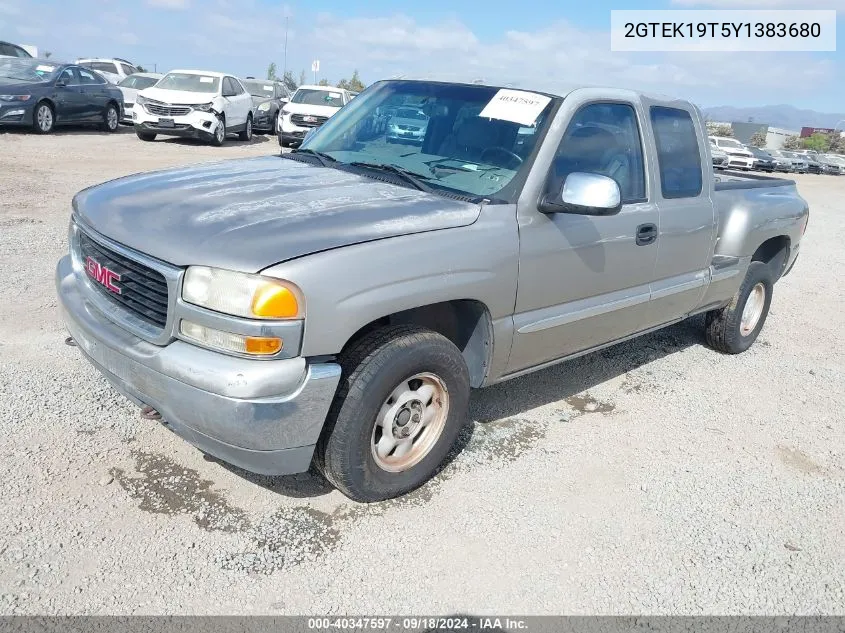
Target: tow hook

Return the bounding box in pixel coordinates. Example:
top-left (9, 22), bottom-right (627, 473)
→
top-left (140, 405), bottom-right (162, 421)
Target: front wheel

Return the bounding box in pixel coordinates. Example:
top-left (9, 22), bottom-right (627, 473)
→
top-left (32, 101), bottom-right (54, 134)
top-left (314, 325), bottom-right (470, 502)
top-left (705, 261), bottom-right (773, 354)
top-left (211, 115), bottom-right (226, 146)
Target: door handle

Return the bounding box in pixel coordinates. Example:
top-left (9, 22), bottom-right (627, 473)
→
top-left (636, 223), bottom-right (658, 246)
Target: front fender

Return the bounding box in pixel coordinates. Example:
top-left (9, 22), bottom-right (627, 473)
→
top-left (260, 205), bottom-right (519, 359)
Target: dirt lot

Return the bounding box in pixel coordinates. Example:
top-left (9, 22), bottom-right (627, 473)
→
top-left (0, 128), bottom-right (843, 615)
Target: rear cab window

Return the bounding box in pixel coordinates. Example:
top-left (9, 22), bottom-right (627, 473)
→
top-left (650, 106), bottom-right (703, 199)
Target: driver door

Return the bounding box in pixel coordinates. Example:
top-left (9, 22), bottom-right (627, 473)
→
top-left (507, 99), bottom-right (659, 374)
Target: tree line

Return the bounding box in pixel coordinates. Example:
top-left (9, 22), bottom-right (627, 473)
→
top-left (266, 63), bottom-right (366, 93)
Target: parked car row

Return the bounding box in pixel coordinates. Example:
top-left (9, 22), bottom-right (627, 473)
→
top-left (707, 134), bottom-right (844, 176)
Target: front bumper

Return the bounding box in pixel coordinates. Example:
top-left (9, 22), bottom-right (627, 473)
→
top-left (254, 110), bottom-right (275, 132)
top-left (726, 155), bottom-right (754, 169)
top-left (56, 255), bottom-right (341, 475)
top-left (133, 106), bottom-right (221, 139)
top-left (121, 104), bottom-right (134, 124)
top-left (0, 102), bottom-right (34, 126)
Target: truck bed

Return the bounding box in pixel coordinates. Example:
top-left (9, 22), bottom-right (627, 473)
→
top-left (713, 170), bottom-right (796, 191)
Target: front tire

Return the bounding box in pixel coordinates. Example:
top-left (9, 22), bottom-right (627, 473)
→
top-left (32, 101), bottom-right (54, 134)
top-left (705, 261), bottom-right (773, 354)
top-left (102, 103), bottom-right (119, 132)
top-left (315, 325), bottom-right (470, 502)
top-left (238, 114), bottom-right (252, 141)
top-left (211, 115), bottom-right (226, 146)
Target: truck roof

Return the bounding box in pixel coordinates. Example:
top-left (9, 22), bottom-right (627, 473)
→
top-left (381, 74), bottom-right (687, 105)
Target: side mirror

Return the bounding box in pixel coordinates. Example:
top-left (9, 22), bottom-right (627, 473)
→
top-left (539, 172), bottom-right (622, 216)
top-left (56, 78), bottom-right (68, 87)
top-left (280, 97), bottom-right (290, 104)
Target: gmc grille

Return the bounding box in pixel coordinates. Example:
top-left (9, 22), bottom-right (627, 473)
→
top-left (291, 113), bottom-right (328, 128)
top-left (79, 232), bottom-right (169, 328)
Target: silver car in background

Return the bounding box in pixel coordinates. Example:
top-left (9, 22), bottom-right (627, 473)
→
top-left (116, 72), bottom-right (163, 124)
top-left (386, 107), bottom-right (429, 144)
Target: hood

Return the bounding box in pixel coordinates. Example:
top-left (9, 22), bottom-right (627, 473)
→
top-left (722, 147), bottom-right (752, 157)
top-left (0, 80), bottom-right (44, 93)
top-left (282, 101), bottom-right (341, 118)
top-left (139, 86), bottom-right (217, 104)
top-left (72, 156), bottom-right (481, 273)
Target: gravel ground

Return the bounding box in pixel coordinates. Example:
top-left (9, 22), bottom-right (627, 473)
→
top-left (0, 128), bottom-right (843, 616)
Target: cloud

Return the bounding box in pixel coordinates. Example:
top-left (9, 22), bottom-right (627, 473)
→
top-left (145, 0), bottom-right (190, 9)
top-left (300, 14), bottom-right (834, 105)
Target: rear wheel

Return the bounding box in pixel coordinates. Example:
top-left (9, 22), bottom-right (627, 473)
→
top-left (238, 114), bottom-right (252, 141)
top-left (705, 261), bottom-right (773, 354)
top-left (32, 101), bottom-right (54, 134)
top-left (102, 103), bottom-right (119, 132)
top-left (315, 325), bottom-right (470, 502)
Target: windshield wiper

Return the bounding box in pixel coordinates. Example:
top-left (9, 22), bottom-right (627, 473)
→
top-left (347, 162), bottom-right (434, 193)
top-left (291, 148), bottom-right (336, 167)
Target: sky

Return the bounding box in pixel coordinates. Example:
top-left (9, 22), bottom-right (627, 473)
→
top-left (2, 0), bottom-right (845, 111)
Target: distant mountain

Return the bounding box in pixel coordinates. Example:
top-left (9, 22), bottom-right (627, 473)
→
top-left (702, 105), bottom-right (845, 132)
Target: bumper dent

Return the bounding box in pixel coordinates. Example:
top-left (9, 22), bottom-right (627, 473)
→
top-left (56, 255), bottom-right (341, 475)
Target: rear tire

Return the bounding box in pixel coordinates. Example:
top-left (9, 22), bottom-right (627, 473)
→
top-left (705, 261), bottom-right (773, 354)
top-left (238, 114), bottom-right (252, 141)
top-left (314, 325), bottom-right (470, 503)
top-left (102, 103), bottom-right (119, 132)
top-left (136, 131), bottom-right (156, 142)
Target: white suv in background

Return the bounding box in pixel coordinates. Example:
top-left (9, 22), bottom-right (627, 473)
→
top-left (277, 84), bottom-right (353, 146)
top-left (709, 136), bottom-right (755, 170)
top-left (133, 70), bottom-right (254, 146)
top-left (76, 58), bottom-right (138, 84)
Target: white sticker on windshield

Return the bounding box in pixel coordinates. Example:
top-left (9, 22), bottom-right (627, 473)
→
top-left (329, 92), bottom-right (341, 98)
top-left (263, 86), bottom-right (273, 91)
top-left (36, 65), bottom-right (55, 73)
top-left (199, 76), bottom-right (214, 83)
top-left (479, 89), bottom-right (551, 127)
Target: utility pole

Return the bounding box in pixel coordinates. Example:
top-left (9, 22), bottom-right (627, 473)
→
top-left (282, 16), bottom-right (289, 83)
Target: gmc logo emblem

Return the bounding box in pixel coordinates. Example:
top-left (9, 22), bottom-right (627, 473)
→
top-left (85, 256), bottom-right (122, 294)
top-left (303, 115), bottom-right (316, 123)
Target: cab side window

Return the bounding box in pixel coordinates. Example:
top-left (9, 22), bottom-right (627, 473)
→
top-left (650, 106), bottom-right (703, 199)
top-left (58, 68), bottom-right (76, 84)
top-left (547, 102), bottom-right (646, 204)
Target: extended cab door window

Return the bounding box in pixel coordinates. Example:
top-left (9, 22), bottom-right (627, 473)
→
top-left (546, 102), bottom-right (646, 203)
top-left (650, 106), bottom-right (702, 199)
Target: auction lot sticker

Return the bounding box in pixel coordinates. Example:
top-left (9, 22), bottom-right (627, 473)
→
top-left (480, 89), bottom-right (551, 127)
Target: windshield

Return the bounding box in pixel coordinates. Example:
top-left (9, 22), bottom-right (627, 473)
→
top-left (718, 138), bottom-right (743, 149)
top-left (299, 80), bottom-right (558, 199)
top-left (824, 154), bottom-right (845, 164)
top-left (156, 72), bottom-right (220, 93)
top-left (0, 58), bottom-right (58, 82)
top-left (82, 61), bottom-right (117, 74)
top-left (291, 88), bottom-right (344, 107)
top-left (243, 80), bottom-right (275, 97)
top-left (118, 75), bottom-right (160, 90)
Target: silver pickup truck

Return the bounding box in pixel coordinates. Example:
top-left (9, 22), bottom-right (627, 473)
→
top-left (56, 80), bottom-right (809, 502)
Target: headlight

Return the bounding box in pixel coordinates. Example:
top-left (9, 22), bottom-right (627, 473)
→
top-left (136, 95), bottom-right (148, 106)
top-left (258, 102), bottom-right (271, 112)
top-left (192, 102), bottom-right (215, 113)
top-left (182, 266), bottom-right (303, 319)
top-left (0, 94), bottom-right (31, 102)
